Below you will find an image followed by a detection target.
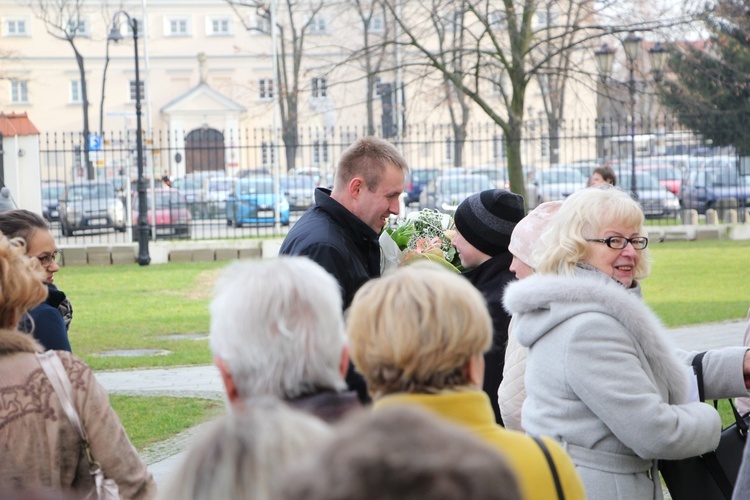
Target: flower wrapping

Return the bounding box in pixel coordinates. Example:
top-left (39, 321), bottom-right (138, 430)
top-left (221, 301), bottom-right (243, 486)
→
top-left (380, 209), bottom-right (462, 274)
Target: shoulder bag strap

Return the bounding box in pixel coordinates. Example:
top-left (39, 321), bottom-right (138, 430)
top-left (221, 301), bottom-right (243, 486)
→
top-left (692, 351), bottom-right (707, 402)
top-left (36, 351), bottom-right (102, 471)
top-left (531, 435), bottom-right (565, 500)
top-left (690, 351), bottom-right (733, 498)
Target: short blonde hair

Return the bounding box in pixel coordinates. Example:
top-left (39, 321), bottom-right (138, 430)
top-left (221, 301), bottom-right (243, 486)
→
top-left (0, 233), bottom-right (47, 329)
top-left (346, 262), bottom-right (492, 398)
top-left (535, 186), bottom-right (651, 280)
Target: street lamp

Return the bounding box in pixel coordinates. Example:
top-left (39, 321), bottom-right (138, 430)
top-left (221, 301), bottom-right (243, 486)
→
top-left (108, 12), bottom-right (150, 266)
top-left (595, 33), bottom-right (668, 201)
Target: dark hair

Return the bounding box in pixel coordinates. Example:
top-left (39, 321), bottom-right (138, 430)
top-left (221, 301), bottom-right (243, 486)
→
top-left (590, 166), bottom-right (617, 186)
top-left (0, 209), bottom-right (49, 244)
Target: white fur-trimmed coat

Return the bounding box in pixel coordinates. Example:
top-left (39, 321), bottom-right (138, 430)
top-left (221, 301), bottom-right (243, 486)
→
top-left (503, 267), bottom-right (750, 500)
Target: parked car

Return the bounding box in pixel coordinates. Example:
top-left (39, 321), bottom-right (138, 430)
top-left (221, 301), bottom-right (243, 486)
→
top-left (679, 167), bottom-right (749, 214)
top-left (41, 180), bottom-right (65, 221)
top-left (279, 174), bottom-right (315, 211)
top-left (471, 165), bottom-right (510, 190)
top-left (132, 188), bottom-right (191, 239)
top-left (203, 176), bottom-right (234, 218)
top-left (526, 167), bottom-right (587, 209)
top-left (404, 168), bottom-right (440, 205)
top-left (59, 181), bottom-right (127, 236)
top-left (636, 164), bottom-right (684, 195)
top-left (613, 169), bottom-right (681, 219)
top-left (419, 173), bottom-right (494, 213)
top-left (172, 171), bottom-right (223, 217)
top-left (225, 176), bottom-right (290, 227)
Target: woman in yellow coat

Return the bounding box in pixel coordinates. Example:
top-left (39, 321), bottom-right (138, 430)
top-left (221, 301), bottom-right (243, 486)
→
top-left (347, 262), bottom-right (586, 500)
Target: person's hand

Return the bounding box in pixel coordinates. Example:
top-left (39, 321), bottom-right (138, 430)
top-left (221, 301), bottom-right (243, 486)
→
top-left (744, 351), bottom-right (750, 389)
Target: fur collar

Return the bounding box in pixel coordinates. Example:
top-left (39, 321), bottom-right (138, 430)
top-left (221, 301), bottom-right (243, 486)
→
top-left (504, 268), bottom-right (689, 403)
top-left (0, 328), bottom-right (44, 356)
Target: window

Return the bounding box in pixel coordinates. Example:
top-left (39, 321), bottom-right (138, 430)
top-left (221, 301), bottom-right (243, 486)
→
top-left (365, 14), bottom-right (384, 33)
top-left (10, 81), bottom-right (28, 103)
top-left (70, 80), bottom-right (82, 104)
top-left (259, 78), bottom-right (274, 100)
top-left (313, 140), bottom-right (329, 166)
top-left (249, 13), bottom-right (270, 34)
top-left (208, 17), bottom-right (232, 36)
top-left (492, 72), bottom-right (508, 96)
top-left (125, 17), bottom-right (145, 36)
top-left (3, 18), bottom-right (28, 36)
top-left (166, 17), bottom-right (190, 36)
top-left (129, 80), bottom-right (145, 101)
top-left (447, 10), bottom-right (463, 33)
top-left (67, 17), bottom-right (90, 37)
top-left (308, 15), bottom-right (327, 34)
top-left (312, 77), bottom-right (327, 98)
top-left (261, 142), bottom-right (276, 168)
top-left (372, 76), bottom-right (382, 97)
top-left (490, 10), bottom-right (505, 30)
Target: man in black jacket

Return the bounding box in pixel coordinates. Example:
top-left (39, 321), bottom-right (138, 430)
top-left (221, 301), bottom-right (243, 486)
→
top-left (280, 137), bottom-right (408, 402)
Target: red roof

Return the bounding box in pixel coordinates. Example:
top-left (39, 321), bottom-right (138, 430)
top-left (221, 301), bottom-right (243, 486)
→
top-left (0, 112), bottom-right (40, 137)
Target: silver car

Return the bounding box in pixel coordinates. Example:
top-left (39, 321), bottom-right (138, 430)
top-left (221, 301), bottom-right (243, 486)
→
top-left (419, 173), bottom-right (495, 213)
top-left (59, 181), bottom-right (127, 236)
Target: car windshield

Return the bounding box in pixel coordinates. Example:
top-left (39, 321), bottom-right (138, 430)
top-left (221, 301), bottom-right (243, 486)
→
top-left (209, 179), bottom-right (233, 192)
top-left (43, 185), bottom-right (63, 200)
top-left (239, 178), bottom-right (274, 195)
top-left (439, 175), bottom-right (491, 194)
top-left (412, 170), bottom-right (440, 183)
top-left (648, 167), bottom-right (682, 181)
top-left (540, 170), bottom-right (584, 184)
top-left (67, 183), bottom-right (115, 200)
top-left (617, 172), bottom-right (663, 190)
top-left (708, 169), bottom-right (740, 187)
top-left (153, 191), bottom-right (186, 209)
top-left (280, 176), bottom-right (314, 190)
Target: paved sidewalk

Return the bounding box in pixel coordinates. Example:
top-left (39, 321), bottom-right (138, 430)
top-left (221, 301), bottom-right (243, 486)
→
top-left (94, 319), bottom-right (748, 487)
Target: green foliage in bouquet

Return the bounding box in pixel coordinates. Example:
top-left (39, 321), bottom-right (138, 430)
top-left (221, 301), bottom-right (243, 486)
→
top-left (386, 209), bottom-right (462, 272)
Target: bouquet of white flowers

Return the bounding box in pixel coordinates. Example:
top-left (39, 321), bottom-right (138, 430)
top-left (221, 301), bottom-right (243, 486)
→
top-left (380, 209), bottom-right (462, 274)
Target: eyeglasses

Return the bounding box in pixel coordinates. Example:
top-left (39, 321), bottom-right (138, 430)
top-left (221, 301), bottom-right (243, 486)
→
top-left (586, 236), bottom-right (649, 250)
top-left (36, 250), bottom-right (63, 267)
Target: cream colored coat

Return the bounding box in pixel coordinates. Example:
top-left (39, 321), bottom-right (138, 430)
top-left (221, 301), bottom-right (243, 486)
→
top-left (497, 317), bottom-right (527, 431)
top-left (0, 329), bottom-right (156, 499)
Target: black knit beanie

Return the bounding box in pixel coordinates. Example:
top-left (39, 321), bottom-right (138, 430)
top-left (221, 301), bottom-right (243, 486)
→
top-left (453, 189), bottom-right (525, 256)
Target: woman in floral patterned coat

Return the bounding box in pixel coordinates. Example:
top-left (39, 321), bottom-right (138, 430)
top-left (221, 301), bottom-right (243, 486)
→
top-left (0, 234), bottom-right (155, 499)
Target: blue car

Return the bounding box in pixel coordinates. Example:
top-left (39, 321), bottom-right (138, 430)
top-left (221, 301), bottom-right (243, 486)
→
top-left (225, 177), bottom-right (290, 227)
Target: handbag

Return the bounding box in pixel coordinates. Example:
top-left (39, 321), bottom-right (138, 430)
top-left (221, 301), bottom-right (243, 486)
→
top-left (36, 351), bottom-right (121, 500)
top-left (659, 351), bottom-right (750, 500)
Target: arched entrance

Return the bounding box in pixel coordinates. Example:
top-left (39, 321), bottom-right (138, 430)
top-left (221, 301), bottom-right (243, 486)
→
top-left (185, 128), bottom-right (225, 174)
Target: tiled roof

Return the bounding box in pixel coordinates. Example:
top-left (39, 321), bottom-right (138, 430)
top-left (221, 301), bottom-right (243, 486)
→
top-left (0, 112), bottom-right (40, 137)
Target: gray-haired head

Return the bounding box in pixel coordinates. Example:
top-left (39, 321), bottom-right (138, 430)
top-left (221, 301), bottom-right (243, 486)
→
top-left (209, 256), bottom-right (347, 402)
top-left (158, 398), bottom-right (332, 500)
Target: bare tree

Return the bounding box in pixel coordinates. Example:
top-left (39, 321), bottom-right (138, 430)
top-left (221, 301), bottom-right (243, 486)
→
top-left (384, 0), bottom-right (677, 199)
top-left (228, 0), bottom-right (325, 171)
top-left (28, 0), bottom-right (95, 179)
top-left (349, 0), bottom-right (392, 135)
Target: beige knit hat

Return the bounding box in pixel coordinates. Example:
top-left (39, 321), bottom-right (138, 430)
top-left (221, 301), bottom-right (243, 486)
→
top-left (507, 201), bottom-right (563, 267)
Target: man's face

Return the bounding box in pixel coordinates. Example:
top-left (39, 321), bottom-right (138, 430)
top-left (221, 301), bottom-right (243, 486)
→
top-left (354, 163), bottom-right (405, 233)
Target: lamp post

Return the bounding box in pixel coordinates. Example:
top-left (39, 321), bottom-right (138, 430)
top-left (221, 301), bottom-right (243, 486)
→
top-left (595, 34), bottom-right (668, 201)
top-left (108, 12), bottom-right (150, 266)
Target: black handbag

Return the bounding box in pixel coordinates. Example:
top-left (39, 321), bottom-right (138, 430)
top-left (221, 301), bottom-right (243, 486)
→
top-left (659, 352), bottom-right (750, 500)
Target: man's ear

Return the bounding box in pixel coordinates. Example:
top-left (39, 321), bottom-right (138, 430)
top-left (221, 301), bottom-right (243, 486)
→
top-left (339, 345), bottom-right (350, 379)
top-left (214, 357), bottom-right (239, 404)
top-left (348, 177), bottom-right (365, 200)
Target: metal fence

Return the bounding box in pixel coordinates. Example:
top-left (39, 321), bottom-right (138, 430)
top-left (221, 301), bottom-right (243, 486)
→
top-left (39, 117), bottom-right (750, 244)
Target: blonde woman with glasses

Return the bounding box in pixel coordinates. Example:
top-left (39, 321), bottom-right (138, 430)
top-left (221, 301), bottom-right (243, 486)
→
top-left (504, 186), bottom-right (750, 499)
top-left (0, 209), bottom-right (71, 351)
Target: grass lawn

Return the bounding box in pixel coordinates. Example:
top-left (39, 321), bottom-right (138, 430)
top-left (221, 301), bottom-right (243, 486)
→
top-left (643, 239), bottom-right (750, 326)
top-left (110, 395), bottom-right (224, 451)
top-left (48, 239), bottom-right (748, 456)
